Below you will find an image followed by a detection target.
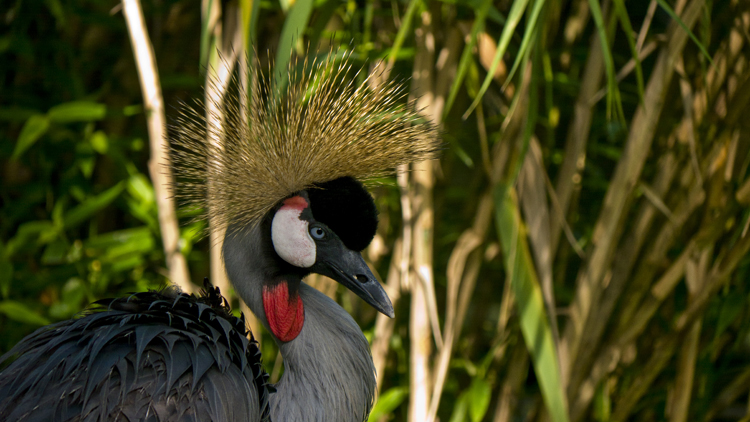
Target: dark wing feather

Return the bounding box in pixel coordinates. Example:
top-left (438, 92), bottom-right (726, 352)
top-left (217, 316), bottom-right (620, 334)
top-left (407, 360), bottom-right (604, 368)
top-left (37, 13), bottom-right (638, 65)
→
top-left (0, 279), bottom-right (271, 422)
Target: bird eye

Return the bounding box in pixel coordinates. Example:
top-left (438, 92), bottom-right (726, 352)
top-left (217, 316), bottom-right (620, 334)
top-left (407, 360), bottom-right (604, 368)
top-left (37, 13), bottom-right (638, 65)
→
top-left (310, 226), bottom-right (326, 240)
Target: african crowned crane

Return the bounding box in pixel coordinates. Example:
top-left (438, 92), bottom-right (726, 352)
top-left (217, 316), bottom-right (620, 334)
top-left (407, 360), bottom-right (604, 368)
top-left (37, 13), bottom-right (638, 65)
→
top-left (0, 54), bottom-right (439, 421)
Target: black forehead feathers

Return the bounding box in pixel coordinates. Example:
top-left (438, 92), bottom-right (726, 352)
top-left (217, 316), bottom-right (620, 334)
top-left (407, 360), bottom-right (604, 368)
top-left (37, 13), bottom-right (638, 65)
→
top-left (307, 177), bottom-right (378, 252)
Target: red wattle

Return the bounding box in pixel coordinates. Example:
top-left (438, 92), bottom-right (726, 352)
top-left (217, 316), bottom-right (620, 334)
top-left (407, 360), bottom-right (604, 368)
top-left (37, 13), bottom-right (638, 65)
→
top-left (262, 282), bottom-right (305, 342)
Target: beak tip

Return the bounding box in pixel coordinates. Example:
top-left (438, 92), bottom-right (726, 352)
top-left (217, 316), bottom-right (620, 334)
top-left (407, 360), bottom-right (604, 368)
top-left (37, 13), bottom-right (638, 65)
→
top-left (379, 296), bottom-right (395, 318)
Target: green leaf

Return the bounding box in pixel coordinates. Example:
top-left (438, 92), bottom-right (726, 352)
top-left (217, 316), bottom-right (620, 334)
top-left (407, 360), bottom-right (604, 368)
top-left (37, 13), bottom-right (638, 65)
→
top-left (274, 0), bottom-right (315, 93)
top-left (612, 0), bottom-right (644, 103)
top-left (467, 378), bottom-right (491, 422)
top-left (448, 391), bottom-right (469, 422)
top-left (385, 0), bottom-right (422, 69)
top-left (85, 227), bottom-right (153, 251)
top-left (63, 182), bottom-right (125, 229)
top-left (41, 239), bottom-right (68, 265)
top-left (493, 184), bottom-right (569, 422)
top-left (0, 107), bottom-right (40, 121)
top-left (127, 174), bottom-right (155, 204)
top-left (240, 0), bottom-right (261, 46)
top-left (48, 101), bottom-right (106, 123)
top-left (443, 0), bottom-right (492, 119)
top-left (89, 130), bottom-right (109, 154)
top-left (0, 301), bottom-right (50, 326)
top-left (715, 292), bottom-right (744, 340)
top-left (5, 221), bottom-right (57, 256)
top-left (50, 277), bottom-right (88, 319)
top-left (587, 0), bottom-right (623, 121)
top-left (367, 387), bottom-right (408, 421)
top-left (656, 0), bottom-right (713, 65)
top-left (43, 0), bottom-right (66, 28)
top-left (278, 0), bottom-right (292, 12)
top-left (500, 0), bottom-right (545, 86)
top-left (12, 114), bottom-right (50, 160)
top-left (200, 0), bottom-right (214, 70)
top-left (0, 246), bottom-right (12, 298)
top-left (461, 0), bottom-right (530, 119)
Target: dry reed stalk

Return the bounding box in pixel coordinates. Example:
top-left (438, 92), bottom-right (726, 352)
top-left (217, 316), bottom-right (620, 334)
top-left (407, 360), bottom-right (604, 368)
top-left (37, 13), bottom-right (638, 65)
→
top-left (492, 341), bottom-right (530, 422)
top-left (668, 247), bottom-right (709, 422)
top-left (572, 120), bottom-right (748, 420)
top-left (549, 11), bottom-right (605, 262)
top-left (236, 49), bottom-right (262, 339)
top-left (609, 335), bottom-right (679, 421)
top-left (569, 143), bottom-right (719, 420)
top-left (371, 239), bottom-right (403, 390)
top-left (202, 0), bottom-right (241, 306)
top-left (519, 138), bottom-right (558, 350)
top-left (562, 0), bottom-right (705, 397)
top-left (404, 10), bottom-right (461, 422)
top-left (425, 82), bottom-right (528, 415)
top-left (675, 221), bottom-right (750, 331)
top-left (426, 211), bottom-right (484, 422)
top-left (122, 0), bottom-right (192, 293)
top-left (704, 368), bottom-right (750, 420)
top-left (668, 320), bottom-right (702, 422)
top-left (566, 149), bottom-right (678, 398)
top-left (559, 0), bottom-right (590, 68)
top-left (408, 11), bottom-right (437, 422)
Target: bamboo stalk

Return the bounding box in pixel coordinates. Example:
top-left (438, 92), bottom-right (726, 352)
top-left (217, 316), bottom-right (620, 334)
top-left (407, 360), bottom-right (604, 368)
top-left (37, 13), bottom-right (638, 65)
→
top-left (122, 0), bottom-right (193, 293)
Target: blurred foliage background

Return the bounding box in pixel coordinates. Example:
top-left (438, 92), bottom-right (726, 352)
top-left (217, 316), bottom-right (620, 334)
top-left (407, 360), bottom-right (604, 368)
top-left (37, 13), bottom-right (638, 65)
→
top-left (2, 0), bottom-right (750, 421)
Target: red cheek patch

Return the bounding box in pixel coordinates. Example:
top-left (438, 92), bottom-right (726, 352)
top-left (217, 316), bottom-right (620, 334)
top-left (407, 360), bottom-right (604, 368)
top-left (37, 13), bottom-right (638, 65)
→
top-left (283, 196), bottom-right (309, 210)
top-left (262, 282), bottom-right (305, 342)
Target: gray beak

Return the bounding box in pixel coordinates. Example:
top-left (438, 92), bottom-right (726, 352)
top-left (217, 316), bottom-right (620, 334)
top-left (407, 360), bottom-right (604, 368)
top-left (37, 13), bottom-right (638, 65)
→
top-left (316, 247), bottom-right (394, 318)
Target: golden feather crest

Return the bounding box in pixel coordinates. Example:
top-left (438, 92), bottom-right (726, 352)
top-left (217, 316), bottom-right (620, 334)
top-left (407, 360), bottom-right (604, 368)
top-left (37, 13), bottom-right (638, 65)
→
top-left (171, 53), bottom-right (440, 234)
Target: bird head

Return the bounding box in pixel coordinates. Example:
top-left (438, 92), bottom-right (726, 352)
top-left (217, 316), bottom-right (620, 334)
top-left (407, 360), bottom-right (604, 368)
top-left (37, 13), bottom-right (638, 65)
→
top-left (171, 51), bottom-right (439, 342)
top-left (269, 177), bottom-right (392, 318)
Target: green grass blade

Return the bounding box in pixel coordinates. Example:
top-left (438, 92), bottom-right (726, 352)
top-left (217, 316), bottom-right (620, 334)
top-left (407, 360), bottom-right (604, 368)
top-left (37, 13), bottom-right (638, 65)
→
top-left (274, 0), bottom-right (315, 92)
top-left (499, 0), bottom-right (545, 90)
top-left (200, 0), bottom-right (214, 70)
top-left (656, 0), bottom-right (713, 65)
top-left (612, 0), bottom-right (644, 102)
top-left (308, 0), bottom-right (341, 51)
top-left (587, 0), bottom-right (622, 121)
top-left (63, 182), bottom-right (125, 229)
top-left (442, 0), bottom-right (492, 119)
top-left (12, 114), bottom-right (49, 160)
top-left (493, 183), bottom-right (569, 422)
top-left (240, 0), bottom-right (261, 47)
top-left (0, 301), bottom-right (50, 326)
top-left (385, 0), bottom-right (422, 69)
top-left (367, 387), bottom-right (408, 421)
top-left (460, 0), bottom-right (529, 119)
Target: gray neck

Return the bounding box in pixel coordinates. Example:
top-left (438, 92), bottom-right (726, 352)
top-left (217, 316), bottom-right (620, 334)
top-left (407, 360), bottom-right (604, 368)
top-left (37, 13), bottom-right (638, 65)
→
top-left (223, 224), bottom-right (376, 422)
top-left (272, 284), bottom-right (375, 422)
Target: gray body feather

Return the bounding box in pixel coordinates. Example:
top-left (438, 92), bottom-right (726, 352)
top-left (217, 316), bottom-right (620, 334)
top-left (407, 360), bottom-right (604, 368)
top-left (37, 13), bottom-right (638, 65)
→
top-left (0, 284), bottom-right (270, 422)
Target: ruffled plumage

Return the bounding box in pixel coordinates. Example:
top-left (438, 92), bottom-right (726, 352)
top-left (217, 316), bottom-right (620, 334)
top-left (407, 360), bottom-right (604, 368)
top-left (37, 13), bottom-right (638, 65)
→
top-left (170, 52), bottom-right (440, 234)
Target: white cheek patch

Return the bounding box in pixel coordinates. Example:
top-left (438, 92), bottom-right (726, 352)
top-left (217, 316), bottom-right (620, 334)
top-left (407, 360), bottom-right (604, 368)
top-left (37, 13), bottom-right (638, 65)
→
top-left (271, 206), bottom-right (316, 268)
